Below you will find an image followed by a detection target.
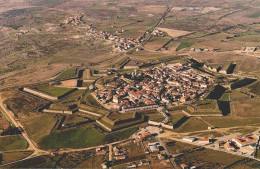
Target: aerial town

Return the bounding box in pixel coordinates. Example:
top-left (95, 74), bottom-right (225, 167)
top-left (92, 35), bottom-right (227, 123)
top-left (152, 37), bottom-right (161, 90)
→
top-left (94, 64), bottom-right (210, 112)
top-left (1, 0), bottom-right (260, 168)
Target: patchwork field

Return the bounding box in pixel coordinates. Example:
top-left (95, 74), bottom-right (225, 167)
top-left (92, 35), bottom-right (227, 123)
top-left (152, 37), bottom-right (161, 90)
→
top-left (157, 27), bottom-right (191, 38)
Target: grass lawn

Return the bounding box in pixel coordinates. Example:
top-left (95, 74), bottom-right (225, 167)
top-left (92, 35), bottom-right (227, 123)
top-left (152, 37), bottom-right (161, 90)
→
top-left (176, 41), bottom-right (195, 51)
top-left (218, 93), bottom-right (230, 102)
top-left (0, 135), bottom-right (27, 151)
top-left (106, 127), bottom-right (138, 143)
top-left (107, 112), bottom-right (135, 121)
top-left (54, 68), bottom-right (76, 80)
top-left (0, 151), bottom-right (33, 165)
top-left (37, 86), bottom-right (73, 97)
top-left (63, 115), bottom-right (88, 125)
top-left (60, 89), bottom-right (83, 103)
top-left (175, 117), bottom-right (208, 132)
top-left (170, 113), bottom-right (186, 125)
top-left (78, 104), bottom-right (109, 116)
top-left (38, 128), bottom-right (106, 149)
top-left (195, 100), bottom-right (217, 109)
top-left (147, 113), bottom-right (165, 122)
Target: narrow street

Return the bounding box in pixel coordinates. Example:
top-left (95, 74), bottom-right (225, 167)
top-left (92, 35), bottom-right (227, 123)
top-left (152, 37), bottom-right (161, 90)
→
top-left (155, 136), bottom-right (178, 169)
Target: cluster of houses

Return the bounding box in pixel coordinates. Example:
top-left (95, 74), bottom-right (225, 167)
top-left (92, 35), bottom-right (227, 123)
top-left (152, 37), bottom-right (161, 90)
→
top-left (94, 64), bottom-right (210, 112)
top-left (96, 146), bottom-right (108, 155)
top-left (223, 133), bottom-right (259, 154)
top-left (113, 146), bottom-right (127, 160)
top-left (133, 132), bottom-right (151, 143)
top-left (190, 48), bottom-right (215, 52)
top-left (183, 133), bottom-right (260, 157)
top-left (152, 29), bottom-right (166, 37)
top-left (242, 47), bottom-right (260, 53)
top-left (126, 160), bottom-right (150, 169)
top-left (85, 24), bottom-right (144, 51)
top-left (148, 142), bottom-right (168, 161)
top-left (64, 15), bottom-right (83, 25)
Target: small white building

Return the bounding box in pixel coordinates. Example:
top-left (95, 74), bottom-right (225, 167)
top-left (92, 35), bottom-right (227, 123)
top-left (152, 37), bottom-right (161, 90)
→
top-left (183, 136), bottom-right (196, 142)
top-left (148, 142), bottom-right (160, 152)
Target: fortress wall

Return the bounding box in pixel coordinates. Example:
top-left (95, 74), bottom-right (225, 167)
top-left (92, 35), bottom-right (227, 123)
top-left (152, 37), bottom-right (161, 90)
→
top-left (23, 87), bottom-right (58, 100)
top-left (42, 109), bottom-right (73, 114)
top-left (148, 120), bottom-right (174, 129)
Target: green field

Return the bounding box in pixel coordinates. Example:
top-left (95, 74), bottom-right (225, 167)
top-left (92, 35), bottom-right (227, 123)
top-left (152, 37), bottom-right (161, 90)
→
top-left (54, 68), bottom-right (76, 80)
top-left (38, 126), bottom-right (138, 149)
top-left (195, 100), bottom-right (218, 109)
top-left (39, 128), bottom-right (106, 149)
top-left (20, 114), bottom-right (57, 143)
top-left (175, 117), bottom-right (208, 132)
top-left (170, 113), bottom-right (186, 126)
top-left (147, 114), bottom-right (165, 122)
top-left (106, 127), bottom-right (138, 143)
top-left (176, 41), bottom-right (195, 51)
top-left (78, 103), bottom-right (109, 116)
top-left (219, 93), bottom-right (230, 102)
top-left (38, 86), bottom-right (73, 97)
top-left (0, 135), bottom-right (27, 151)
top-left (250, 12), bottom-right (260, 18)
